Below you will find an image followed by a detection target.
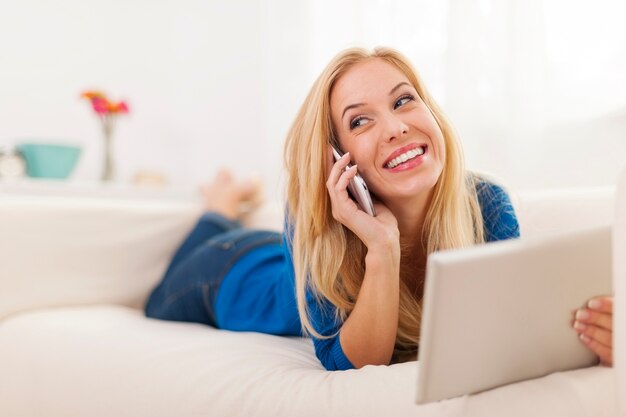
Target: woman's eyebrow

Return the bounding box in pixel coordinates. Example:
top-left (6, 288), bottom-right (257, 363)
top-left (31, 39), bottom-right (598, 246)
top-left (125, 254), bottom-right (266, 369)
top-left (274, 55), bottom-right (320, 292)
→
top-left (389, 81), bottom-right (411, 96)
top-left (341, 82), bottom-right (412, 120)
top-left (342, 102), bottom-right (365, 120)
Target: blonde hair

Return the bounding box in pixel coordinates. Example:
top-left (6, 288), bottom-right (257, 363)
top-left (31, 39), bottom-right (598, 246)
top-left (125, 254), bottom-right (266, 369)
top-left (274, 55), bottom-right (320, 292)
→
top-left (283, 47), bottom-right (485, 363)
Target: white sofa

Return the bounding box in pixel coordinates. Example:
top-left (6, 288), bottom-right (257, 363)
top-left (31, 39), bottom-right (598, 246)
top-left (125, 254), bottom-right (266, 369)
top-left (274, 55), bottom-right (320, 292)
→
top-left (0, 180), bottom-right (620, 417)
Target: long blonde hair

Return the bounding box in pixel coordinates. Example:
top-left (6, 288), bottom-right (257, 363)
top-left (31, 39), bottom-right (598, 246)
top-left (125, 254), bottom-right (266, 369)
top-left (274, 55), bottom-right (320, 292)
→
top-left (284, 47), bottom-right (485, 362)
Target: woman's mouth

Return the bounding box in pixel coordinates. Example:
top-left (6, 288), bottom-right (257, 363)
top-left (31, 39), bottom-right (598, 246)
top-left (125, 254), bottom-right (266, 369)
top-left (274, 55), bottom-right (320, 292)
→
top-left (384, 145), bottom-right (427, 169)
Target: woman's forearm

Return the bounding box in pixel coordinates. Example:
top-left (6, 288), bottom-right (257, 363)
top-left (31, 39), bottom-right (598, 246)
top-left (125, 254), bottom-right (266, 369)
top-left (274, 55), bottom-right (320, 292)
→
top-left (339, 246), bottom-right (400, 368)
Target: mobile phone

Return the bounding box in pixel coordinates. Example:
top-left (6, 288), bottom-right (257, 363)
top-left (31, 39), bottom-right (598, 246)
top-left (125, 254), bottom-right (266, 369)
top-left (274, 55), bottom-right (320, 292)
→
top-left (332, 146), bottom-right (376, 216)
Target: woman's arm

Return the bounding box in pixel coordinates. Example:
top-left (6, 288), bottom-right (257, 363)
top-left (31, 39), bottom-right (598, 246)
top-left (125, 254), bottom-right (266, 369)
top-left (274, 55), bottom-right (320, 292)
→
top-left (325, 148), bottom-right (402, 368)
top-left (339, 243), bottom-right (400, 367)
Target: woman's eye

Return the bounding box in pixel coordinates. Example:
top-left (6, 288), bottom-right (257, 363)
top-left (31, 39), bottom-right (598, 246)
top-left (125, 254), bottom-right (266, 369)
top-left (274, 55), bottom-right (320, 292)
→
top-left (350, 116), bottom-right (369, 130)
top-left (394, 95), bottom-right (414, 109)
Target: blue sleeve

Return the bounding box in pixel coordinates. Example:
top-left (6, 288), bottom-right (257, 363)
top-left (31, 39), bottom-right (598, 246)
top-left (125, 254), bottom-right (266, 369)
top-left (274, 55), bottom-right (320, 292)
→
top-left (475, 181), bottom-right (521, 242)
top-left (282, 211), bottom-right (355, 371)
top-left (305, 291), bottom-right (355, 371)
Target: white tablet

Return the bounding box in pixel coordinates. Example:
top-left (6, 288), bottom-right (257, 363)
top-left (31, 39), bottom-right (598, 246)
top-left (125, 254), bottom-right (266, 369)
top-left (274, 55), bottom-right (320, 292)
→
top-left (416, 226), bottom-right (612, 404)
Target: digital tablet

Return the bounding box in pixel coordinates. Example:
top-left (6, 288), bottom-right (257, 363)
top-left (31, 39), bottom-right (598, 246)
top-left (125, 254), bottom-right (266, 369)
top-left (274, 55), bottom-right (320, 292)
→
top-left (416, 226), bottom-right (612, 404)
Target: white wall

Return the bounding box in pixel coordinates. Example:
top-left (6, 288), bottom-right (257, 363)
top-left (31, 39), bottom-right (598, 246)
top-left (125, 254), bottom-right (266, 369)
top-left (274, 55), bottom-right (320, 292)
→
top-left (0, 0), bottom-right (311, 201)
top-left (443, 0), bottom-right (626, 190)
top-left (1, 0), bottom-right (625, 202)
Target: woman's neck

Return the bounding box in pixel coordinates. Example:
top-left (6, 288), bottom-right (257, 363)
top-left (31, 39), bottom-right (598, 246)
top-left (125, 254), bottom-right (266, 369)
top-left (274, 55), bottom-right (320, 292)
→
top-left (399, 243), bottom-right (427, 300)
top-left (386, 188), bottom-right (434, 246)
top-left (385, 189), bottom-right (434, 297)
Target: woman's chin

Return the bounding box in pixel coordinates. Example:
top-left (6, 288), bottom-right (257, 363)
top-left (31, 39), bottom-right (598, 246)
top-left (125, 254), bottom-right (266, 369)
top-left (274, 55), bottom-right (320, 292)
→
top-left (377, 178), bottom-right (439, 202)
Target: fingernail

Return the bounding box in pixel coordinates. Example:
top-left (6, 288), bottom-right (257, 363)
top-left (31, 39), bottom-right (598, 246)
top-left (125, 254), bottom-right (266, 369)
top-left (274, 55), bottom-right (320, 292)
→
top-left (576, 309), bottom-right (590, 320)
top-left (579, 334), bottom-right (591, 344)
top-left (588, 299), bottom-right (602, 309)
top-left (573, 320), bottom-right (586, 331)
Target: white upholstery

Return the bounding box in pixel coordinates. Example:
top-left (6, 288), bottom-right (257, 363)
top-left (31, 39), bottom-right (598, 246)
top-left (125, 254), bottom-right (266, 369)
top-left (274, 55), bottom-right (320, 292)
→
top-left (0, 196), bottom-right (200, 320)
top-left (0, 184), bottom-right (619, 417)
top-left (511, 186), bottom-right (614, 238)
top-left (0, 306), bottom-right (617, 417)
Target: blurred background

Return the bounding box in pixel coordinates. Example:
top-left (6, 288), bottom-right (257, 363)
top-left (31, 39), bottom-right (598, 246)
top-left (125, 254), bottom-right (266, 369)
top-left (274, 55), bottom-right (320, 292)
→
top-left (1, 0), bottom-right (625, 201)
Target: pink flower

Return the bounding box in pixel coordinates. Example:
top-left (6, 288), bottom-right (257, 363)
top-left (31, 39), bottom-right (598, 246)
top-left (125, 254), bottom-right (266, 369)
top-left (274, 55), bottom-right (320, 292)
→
top-left (91, 97), bottom-right (109, 115)
top-left (116, 101), bottom-right (129, 114)
top-left (81, 90), bottom-right (130, 142)
top-left (81, 90), bottom-right (130, 116)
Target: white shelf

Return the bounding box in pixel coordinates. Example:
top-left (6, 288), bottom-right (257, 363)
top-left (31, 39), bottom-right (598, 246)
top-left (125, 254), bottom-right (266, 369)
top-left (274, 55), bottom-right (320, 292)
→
top-left (0, 178), bottom-right (199, 202)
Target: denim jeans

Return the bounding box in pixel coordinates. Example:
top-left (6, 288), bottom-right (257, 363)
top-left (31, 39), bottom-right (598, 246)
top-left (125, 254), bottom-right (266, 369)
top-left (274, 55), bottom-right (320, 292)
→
top-left (144, 212), bottom-right (282, 327)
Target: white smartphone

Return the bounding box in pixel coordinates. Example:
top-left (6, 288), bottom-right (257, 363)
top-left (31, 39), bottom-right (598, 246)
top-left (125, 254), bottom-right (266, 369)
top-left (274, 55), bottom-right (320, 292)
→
top-left (332, 146), bottom-right (376, 216)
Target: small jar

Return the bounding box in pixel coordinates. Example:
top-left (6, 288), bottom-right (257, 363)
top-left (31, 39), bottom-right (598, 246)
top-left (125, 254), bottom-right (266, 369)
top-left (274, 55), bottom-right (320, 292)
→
top-left (0, 147), bottom-right (27, 180)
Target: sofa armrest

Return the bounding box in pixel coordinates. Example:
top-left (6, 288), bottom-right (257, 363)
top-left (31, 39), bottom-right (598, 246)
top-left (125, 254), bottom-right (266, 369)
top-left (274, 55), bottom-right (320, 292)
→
top-left (614, 168), bottom-right (626, 414)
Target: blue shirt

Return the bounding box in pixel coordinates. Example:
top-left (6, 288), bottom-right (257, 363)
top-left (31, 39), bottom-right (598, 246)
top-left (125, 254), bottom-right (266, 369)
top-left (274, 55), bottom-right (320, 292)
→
top-left (215, 181), bottom-right (520, 371)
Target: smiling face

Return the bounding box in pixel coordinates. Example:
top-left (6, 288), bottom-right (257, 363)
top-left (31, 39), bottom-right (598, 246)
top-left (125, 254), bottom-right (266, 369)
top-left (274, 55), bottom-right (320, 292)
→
top-left (329, 58), bottom-right (446, 208)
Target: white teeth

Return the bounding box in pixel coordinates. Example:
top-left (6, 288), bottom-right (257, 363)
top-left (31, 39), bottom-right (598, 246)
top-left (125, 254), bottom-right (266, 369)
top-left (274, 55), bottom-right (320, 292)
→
top-left (385, 146), bottom-right (425, 169)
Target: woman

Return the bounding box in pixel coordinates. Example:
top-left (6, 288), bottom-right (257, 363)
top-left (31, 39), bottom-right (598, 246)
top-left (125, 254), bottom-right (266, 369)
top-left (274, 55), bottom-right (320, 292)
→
top-left (145, 47), bottom-right (613, 370)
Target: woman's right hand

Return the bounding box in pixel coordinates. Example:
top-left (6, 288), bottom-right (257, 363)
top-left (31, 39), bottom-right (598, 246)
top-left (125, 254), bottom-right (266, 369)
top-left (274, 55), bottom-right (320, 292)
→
top-left (325, 146), bottom-right (400, 255)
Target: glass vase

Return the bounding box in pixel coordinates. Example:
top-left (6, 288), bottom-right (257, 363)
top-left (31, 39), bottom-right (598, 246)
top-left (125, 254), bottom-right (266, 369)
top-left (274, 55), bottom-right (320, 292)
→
top-left (101, 120), bottom-right (115, 182)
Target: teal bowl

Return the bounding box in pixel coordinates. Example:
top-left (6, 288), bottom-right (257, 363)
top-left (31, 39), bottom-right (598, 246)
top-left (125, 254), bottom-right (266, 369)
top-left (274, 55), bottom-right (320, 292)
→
top-left (17, 143), bottom-right (82, 179)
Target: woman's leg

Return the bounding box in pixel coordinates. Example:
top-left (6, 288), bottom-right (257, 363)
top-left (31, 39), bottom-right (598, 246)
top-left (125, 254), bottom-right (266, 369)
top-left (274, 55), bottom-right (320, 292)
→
top-left (163, 212), bottom-right (241, 279)
top-left (145, 228), bottom-right (281, 326)
top-left (144, 169), bottom-right (262, 324)
top-left (164, 169), bottom-right (261, 276)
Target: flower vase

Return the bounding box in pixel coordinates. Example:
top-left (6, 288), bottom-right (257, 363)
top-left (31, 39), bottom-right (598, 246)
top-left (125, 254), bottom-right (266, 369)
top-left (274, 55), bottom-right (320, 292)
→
top-left (101, 120), bottom-right (115, 182)
top-left (81, 91), bottom-right (128, 181)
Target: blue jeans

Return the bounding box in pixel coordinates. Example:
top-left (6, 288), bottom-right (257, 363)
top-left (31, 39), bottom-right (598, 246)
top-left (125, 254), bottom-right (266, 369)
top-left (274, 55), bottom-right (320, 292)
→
top-left (144, 212), bottom-right (282, 327)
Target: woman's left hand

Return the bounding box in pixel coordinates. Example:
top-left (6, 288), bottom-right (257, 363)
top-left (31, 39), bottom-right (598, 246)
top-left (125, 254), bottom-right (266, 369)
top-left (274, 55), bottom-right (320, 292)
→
top-left (572, 296), bottom-right (613, 366)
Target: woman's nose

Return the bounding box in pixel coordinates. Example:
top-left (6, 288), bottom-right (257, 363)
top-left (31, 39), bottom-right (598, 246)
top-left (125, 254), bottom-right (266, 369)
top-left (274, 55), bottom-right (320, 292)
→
top-left (382, 113), bottom-right (409, 143)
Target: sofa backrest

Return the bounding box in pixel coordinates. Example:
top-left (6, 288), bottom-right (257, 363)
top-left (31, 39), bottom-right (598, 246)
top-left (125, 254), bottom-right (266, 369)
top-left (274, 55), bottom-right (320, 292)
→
top-left (0, 185), bottom-right (615, 322)
top-left (0, 195), bottom-right (200, 320)
top-left (511, 186), bottom-right (615, 238)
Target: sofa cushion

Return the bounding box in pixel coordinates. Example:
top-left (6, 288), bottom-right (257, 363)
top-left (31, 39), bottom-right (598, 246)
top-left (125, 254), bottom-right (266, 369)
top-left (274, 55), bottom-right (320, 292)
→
top-left (0, 305), bottom-right (617, 417)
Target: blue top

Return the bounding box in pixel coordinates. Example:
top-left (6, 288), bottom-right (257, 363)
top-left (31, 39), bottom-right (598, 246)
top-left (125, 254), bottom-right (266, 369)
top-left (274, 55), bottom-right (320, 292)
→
top-left (214, 181), bottom-right (520, 371)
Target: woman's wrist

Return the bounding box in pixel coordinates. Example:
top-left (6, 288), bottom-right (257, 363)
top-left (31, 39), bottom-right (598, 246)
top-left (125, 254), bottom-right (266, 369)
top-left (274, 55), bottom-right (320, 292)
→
top-left (365, 243), bottom-right (401, 274)
top-left (364, 228), bottom-right (399, 252)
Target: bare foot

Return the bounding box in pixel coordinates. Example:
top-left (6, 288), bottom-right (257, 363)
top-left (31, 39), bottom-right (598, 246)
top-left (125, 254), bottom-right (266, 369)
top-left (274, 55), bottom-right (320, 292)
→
top-left (199, 169), bottom-right (263, 220)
